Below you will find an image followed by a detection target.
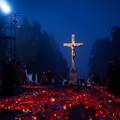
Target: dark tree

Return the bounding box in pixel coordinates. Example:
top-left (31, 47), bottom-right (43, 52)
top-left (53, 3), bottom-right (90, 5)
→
top-left (16, 19), bottom-right (68, 82)
top-left (89, 26), bottom-right (120, 92)
top-left (111, 27), bottom-right (120, 57)
top-left (89, 38), bottom-right (111, 79)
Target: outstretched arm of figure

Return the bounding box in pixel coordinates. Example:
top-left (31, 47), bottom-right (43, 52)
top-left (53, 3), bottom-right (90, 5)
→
top-left (74, 43), bottom-right (84, 47)
top-left (63, 43), bottom-right (72, 47)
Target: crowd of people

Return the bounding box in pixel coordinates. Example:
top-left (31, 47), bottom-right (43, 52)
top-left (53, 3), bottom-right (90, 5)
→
top-left (1, 60), bottom-right (27, 98)
top-left (41, 70), bottom-right (55, 85)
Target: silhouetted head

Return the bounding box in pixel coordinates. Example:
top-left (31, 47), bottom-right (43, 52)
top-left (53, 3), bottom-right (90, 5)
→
top-left (9, 59), bottom-right (16, 65)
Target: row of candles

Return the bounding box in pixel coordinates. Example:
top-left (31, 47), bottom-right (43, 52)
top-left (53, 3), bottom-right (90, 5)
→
top-left (0, 85), bottom-right (119, 120)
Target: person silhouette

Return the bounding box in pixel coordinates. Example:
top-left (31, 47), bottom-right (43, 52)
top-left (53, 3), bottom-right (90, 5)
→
top-left (2, 60), bottom-right (17, 97)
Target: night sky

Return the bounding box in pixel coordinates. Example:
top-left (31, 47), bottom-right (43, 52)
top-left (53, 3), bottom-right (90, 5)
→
top-left (8, 0), bottom-right (120, 78)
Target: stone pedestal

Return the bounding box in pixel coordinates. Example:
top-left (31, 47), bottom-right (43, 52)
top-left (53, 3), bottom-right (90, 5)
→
top-left (69, 66), bottom-right (78, 85)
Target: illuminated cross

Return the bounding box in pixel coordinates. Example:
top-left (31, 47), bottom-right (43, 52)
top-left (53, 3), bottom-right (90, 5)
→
top-left (64, 34), bottom-right (83, 67)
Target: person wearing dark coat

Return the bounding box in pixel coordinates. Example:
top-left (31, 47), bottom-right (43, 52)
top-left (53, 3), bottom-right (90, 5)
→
top-left (32, 72), bottom-right (36, 85)
top-left (2, 60), bottom-right (17, 97)
top-left (107, 57), bottom-right (120, 97)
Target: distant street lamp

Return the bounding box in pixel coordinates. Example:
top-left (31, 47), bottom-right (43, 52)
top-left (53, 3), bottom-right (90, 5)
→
top-left (0, 0), bottom-right (11, 14)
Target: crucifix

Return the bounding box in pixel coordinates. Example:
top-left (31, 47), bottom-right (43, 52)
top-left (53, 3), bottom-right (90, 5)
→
top-left (63, 34), bottom-right (84, 85)
top-left (64, 34), bottom-right (83, 67)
